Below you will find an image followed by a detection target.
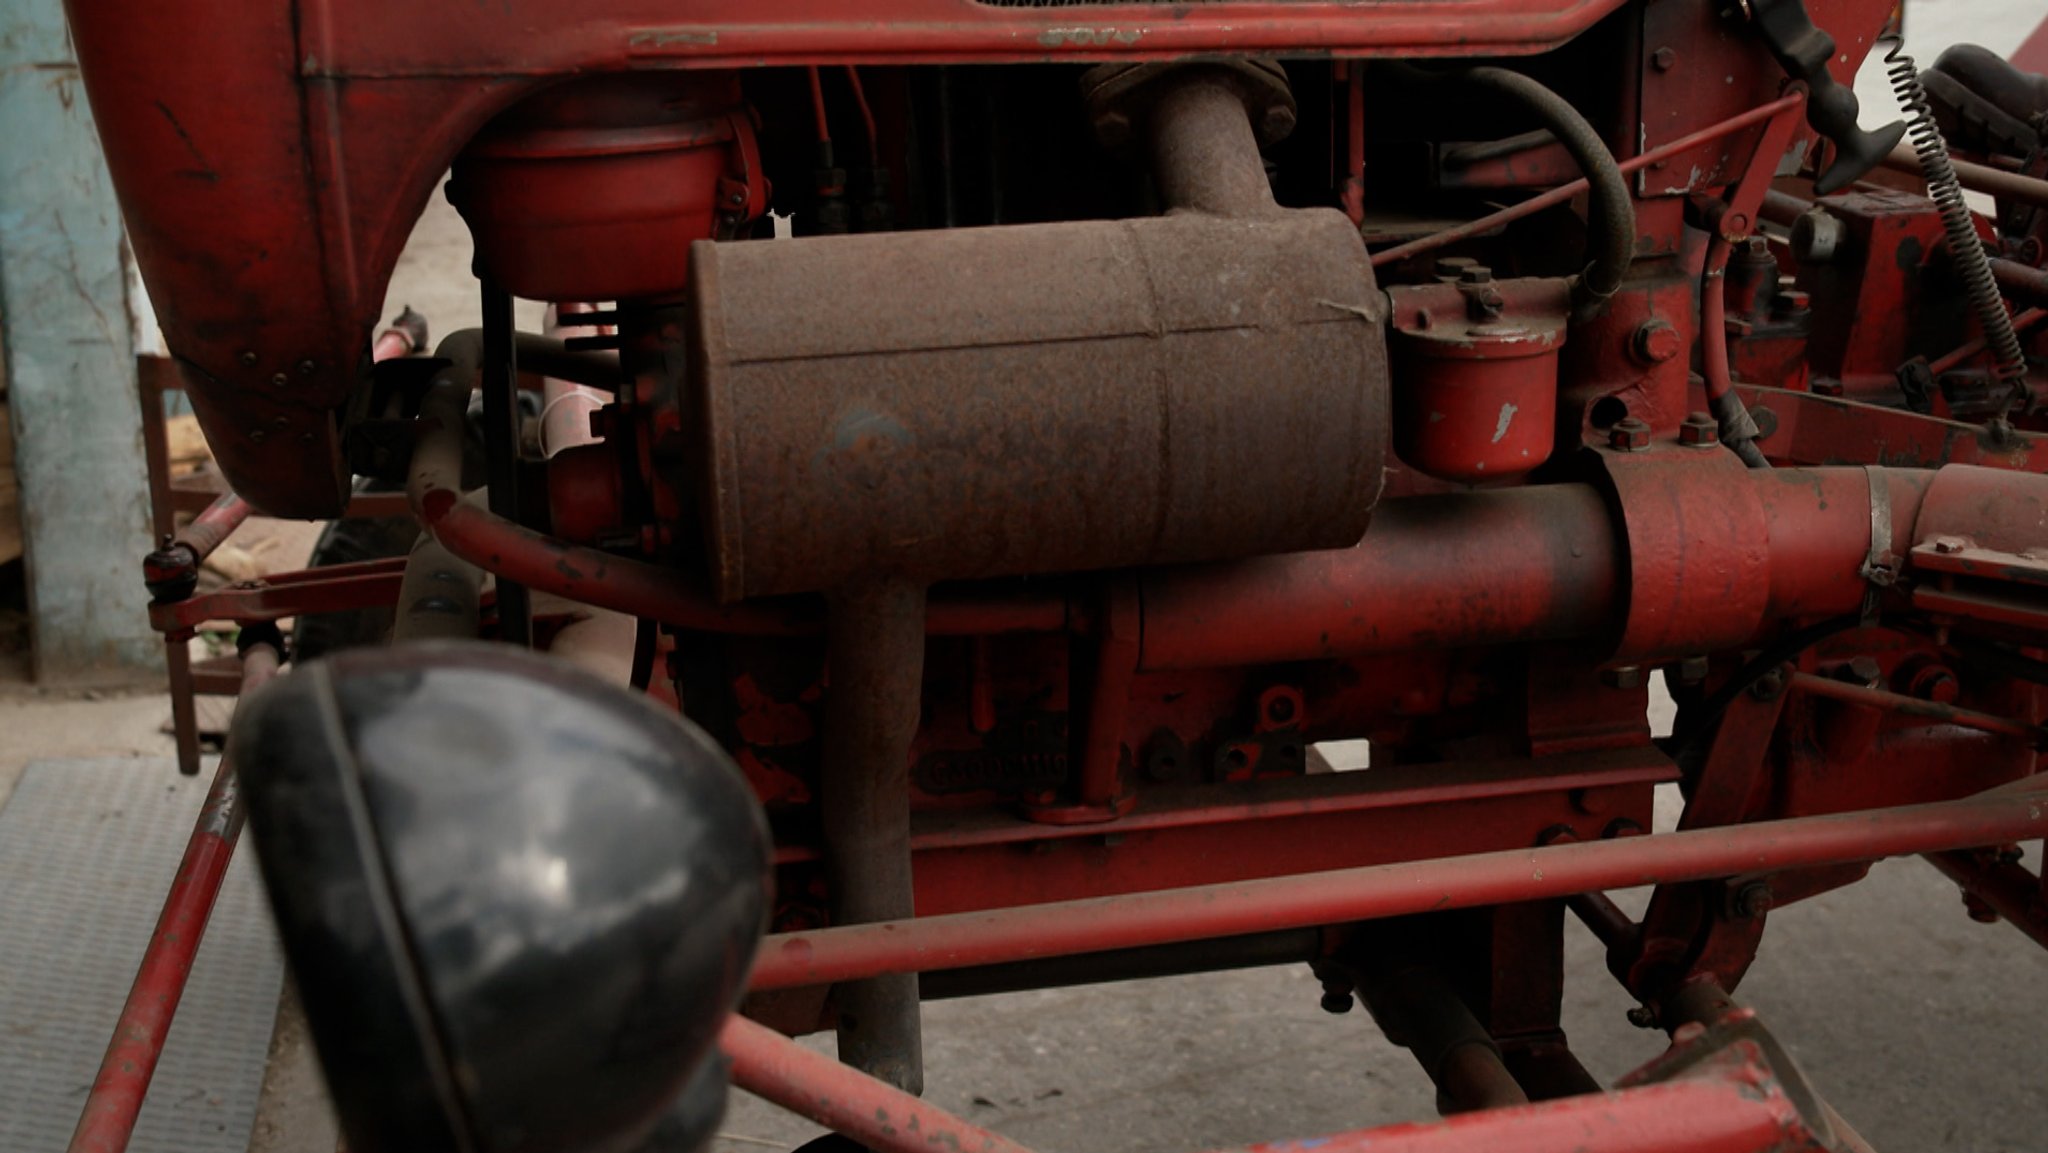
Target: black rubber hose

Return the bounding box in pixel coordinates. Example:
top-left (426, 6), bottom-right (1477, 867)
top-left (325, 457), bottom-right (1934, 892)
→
top-left (1454, 67), bottom-right (1636, 316)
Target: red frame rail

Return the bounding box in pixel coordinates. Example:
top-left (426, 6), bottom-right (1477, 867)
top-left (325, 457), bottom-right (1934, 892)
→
top-left (65, 641), bottom-right (280, 1153)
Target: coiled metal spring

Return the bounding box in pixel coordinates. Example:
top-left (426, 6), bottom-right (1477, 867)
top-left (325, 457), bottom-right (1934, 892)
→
top-left (1885, 37), bottom-right (2029, 408)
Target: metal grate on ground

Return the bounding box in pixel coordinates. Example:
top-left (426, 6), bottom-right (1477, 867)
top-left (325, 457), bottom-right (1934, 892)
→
top-left (0, 758), bottom-right (283, 1153)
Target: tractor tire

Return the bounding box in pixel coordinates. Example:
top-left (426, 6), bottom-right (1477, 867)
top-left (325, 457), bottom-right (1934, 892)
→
top-left (290, 482), bottom-right (421, 661)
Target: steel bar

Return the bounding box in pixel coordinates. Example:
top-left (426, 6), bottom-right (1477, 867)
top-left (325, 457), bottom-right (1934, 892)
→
top-left (1566, 891), bottom-right (1638, 951)
top-left (1371, 94), bottom-right (1804, 267)
top-left (721, 1015), bottom-right (1036, 1153)
top-left (749, 781), bottom-right (2048, 991)
top-left (1925, 849), bottom-right (2048, 948)
top-left (1886, 141), bottom-right (2048, 210)
top-left (1991, 257), bottom-right (2048, 308)
top-left (480, 281), bottom-right (531, 647)
top-left (66, 640), bottom-right (280, 1153)
top-left (148, 557), bottom-right (409, 634)
top-left (1215, 1073), bottom-right (1812, 1153)
top-left (1929, 307), bottom-right (2048, 376)
top-left (1789, 671), bottom-right (2043, 742)
top-left (920, 929), bottom-right (1322, 1001)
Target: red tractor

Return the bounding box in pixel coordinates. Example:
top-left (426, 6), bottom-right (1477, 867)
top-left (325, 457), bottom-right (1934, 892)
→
top-left (56, 1), bottom-right (2048, 1150)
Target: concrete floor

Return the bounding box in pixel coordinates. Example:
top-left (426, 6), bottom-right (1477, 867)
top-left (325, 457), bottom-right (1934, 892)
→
top-left (6, 1), bottom-right (2048, 1148)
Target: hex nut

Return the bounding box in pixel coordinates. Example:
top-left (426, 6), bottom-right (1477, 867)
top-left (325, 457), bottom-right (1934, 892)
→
top-left (1601, 664), bottom-right (1646, 689)
top-left (1609, 418), bottom-right (1652, 452)
top-left (1678, 412), bottom-right (1719, 447)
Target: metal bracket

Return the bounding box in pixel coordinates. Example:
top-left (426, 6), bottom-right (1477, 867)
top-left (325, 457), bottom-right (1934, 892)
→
top-left (1859, 466), bottom-right (1900, 622)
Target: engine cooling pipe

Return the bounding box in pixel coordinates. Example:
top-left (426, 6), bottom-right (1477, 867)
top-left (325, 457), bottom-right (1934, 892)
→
top-left (1138, 455), bottom-right (1960, 670)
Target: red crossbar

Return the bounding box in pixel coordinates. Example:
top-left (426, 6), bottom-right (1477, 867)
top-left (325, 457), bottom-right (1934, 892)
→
top-left (66, 642), bottom-right (279, 1153)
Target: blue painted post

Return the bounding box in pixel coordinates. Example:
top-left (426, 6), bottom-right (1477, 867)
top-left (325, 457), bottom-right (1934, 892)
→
top-left (0, 0), bottom-right (161, 683)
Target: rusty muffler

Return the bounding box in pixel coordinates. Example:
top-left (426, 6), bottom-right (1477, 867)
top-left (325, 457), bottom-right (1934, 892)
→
top-left (683, 67), bottom-right (1390, 601)
top-left (679, 64), bottom-right (1389, 1094)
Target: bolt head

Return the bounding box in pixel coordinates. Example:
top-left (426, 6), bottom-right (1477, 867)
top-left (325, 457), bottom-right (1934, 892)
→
top-left (1908, 666), bottom-right (1960, 704)
top-left (1734, 882), bottom-right (1774, 919)
top-left (1651, 46), bottom-right (1678, 71)
top-left (1609, 418), bottom-right (1652, 451)
top-left (1750, 667), bottom-right (1787, 700)
top-left (1601, 664), bottom-right (1645, 689)
top-left (1677, 655), bottom-right (1711, 683)
top-left (1772, 289), bottom-right (1812, 318)
top-left (1679, 412), bottom-right (1719, 446)
top-left (1632, 320), bottom-right (1683, 364)
top-left (1458, 265), bottom-right (1494, 285)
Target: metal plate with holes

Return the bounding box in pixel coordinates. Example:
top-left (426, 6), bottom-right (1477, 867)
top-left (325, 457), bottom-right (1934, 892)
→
top-left (0, 759), bottom-right (283, 1153)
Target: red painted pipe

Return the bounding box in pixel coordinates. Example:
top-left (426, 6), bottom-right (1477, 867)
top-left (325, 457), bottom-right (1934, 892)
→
top-left (67, 641), bottom-right (280, 1153)
top-left (1925, 850), bottom-right (2048, 949)
top-left (748, 782), bottom-right (2048, 991)
top-left (1791, 671), bottom-right (2043, 742)
top-left (1224, 1073), bottom-right (1810, 1153)
top-left (721, 1014), bottom-right (1036, 1153)
top-left (725, 1010), bottom-right (1808, 1153)
top-left (173, 492), bottom-right (252, 565)
top-left (1139, 484), bottom-right (1621, 669)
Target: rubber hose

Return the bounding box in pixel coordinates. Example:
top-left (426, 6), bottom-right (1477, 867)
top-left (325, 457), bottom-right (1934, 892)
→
top-left (1455, 67), bottom-right (1636, 316)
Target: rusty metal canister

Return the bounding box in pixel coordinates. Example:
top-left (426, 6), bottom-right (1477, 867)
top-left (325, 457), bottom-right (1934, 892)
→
top-left (1388, 277), bottom-right (1569, 484)
top-left (685, 210), bottom-right (1390, 600)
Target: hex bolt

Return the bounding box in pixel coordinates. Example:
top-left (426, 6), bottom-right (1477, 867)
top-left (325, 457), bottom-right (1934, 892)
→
top-left (1749, 667), bottom-right (1787, 700)
top-left (1908, 665), bottom-right (1960, 704)
top-left (1678, 412), bottom-right (1719, 447)
top-left (238, 350), bottom-right (259, 367)
top-left (1733, 881), bottom-right (1774, 919)
top-left (1772, 288), bottom-right (1811, 319)
top-left (270, 372), bottom-right (289, 387)
top-left (1651, 46), bottom-right (1678, 71)
top-left (1962, 890), bottom-right (2000, 924)
top-left (1609, 418), bottom-right (1652, 452)
top-left (1839, 655), bottom-right (1883, 688)
top-left (1601, 664), bottom-right (1645, 689)
top-left (1458, 265), bottom-right (1494, 286)
top-left (1677, 655), bottom-right (1711, 683)
top-left (1632, 320), bottom-right (1682, 364)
